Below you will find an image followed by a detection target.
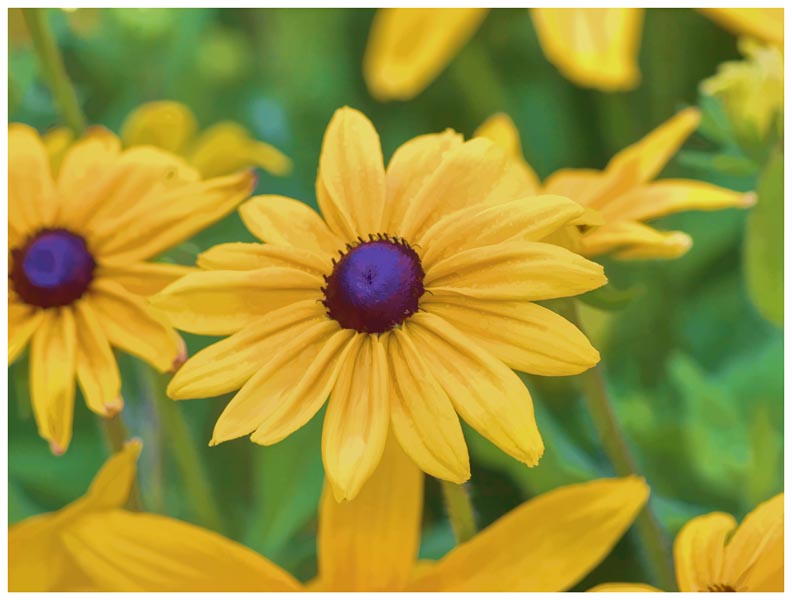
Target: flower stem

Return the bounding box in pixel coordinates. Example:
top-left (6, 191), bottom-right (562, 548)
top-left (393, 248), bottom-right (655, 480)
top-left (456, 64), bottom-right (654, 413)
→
top-left (99, 413), bottom-right (144, 512)
top-left (560, 298), bottom-right (676, 591)
top-left (440, 480), bottom-right (477, 544)
top-left (21, 8), bottom-right (86, 135)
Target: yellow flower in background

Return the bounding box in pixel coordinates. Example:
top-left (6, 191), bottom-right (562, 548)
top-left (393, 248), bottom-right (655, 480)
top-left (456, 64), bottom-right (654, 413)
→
top-left (152, 106), bottom-right (607, 501)
top-left (591, 493), bottom-right (784, 592)
top-left (364, 8), bottom-right (783, 100)
top-left (8, 124), bottom-right (255, 453)
top-left (13, 438), bottom-right (651, 591)
top-left (475, 110), bottom-right (754, 260)
top-left (45, 100), bottom-right (291, 179)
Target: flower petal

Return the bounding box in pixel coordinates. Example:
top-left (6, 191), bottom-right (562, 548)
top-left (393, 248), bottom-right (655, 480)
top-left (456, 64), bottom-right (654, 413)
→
top-left (318, 435), bottom-right (423, 591)
top-left (673, 512), bottom-right (736, 592)
top-left (43, 126), bottom-right (75, 176)
top-left (9, 301), bottom-right (43, 364)
top-left (197, 242), bottom-right (328, 275)
top-left (423, 297), bottom-right (599, 376)
top-left (97, 260), bottom-right (195, 297)
top-left (323, 335), bottom-right (390, 501)
top-left (725, 493), bottom-right (783, 592)
top-left (411, 476), bottom-right (649, 591)
top-left (542, 167), bottom-right (609, 208)
top-left (406, 312), bottom-right (543, 466)
top-left (363, 8), bottom-right (487, 101)
top-left (589, 583), bottom-right (662, 592)
top-left (474, 113), bottom-right (541, 193)
top-left (80, 439), bottom-right (142, 510)
top-left (120, 100), bottom-right (197, 154)
top-left (9, 123), bottom-right (57, 237)
top-left (56, 127), bottom-right (122, 198)
top-left (9, 513), bottom-right (66, 591)
top-left (699, 8), bottom-right (784, 45)
top-left (582, 221), bottom-right (693, 260)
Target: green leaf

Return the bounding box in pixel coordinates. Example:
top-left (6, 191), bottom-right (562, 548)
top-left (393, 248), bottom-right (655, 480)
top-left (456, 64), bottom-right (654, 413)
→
top-left (676, 149), bottom-right (758, 178)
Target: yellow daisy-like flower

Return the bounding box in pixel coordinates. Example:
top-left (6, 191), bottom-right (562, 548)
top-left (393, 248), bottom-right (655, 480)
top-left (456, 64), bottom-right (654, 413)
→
top-left (8, 124), bottom-right (255, 453)
top-left (475, 109), bottom-right (755, 260)
top-left (44, 100), bottom-right (291, 179)
top-left (592, 493), bottom-right (784, 592)
top-left (363, 8), bottom-right (783, 100)
top-left (10, 438), bottom-right (651, 592)
top-left (152, 106), bottom-right (607, 500)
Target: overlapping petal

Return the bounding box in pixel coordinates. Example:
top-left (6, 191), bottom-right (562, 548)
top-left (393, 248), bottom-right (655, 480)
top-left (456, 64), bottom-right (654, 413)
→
top-left (97, 261), bottom-right (195, 297)
top-left (673, 512), bottom-right (737, 592)
top-left (582, 221), bottom-right (692, 260)
top-left (120, 100), bottom-right (197, 154)
top-left (197, 242), bottom-right (328, 275)
top-left (9, 123), bottom-right (57, 239)
top-left (8, 301), bottom-right (43, 364)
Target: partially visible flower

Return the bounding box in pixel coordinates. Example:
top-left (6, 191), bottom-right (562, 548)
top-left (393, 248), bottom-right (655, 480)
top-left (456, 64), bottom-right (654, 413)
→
top-left (8, 124), bottom-right (255, 453)
top-left (152, 106), bottom-right (607, 501)
top-left (13, 437), bottom-right (651, 592)
top-left (591, 493), bottom-right (784, 592)
top-left (698, 8), bottom-right (784, 47)
top-left (475, 110), bottom-right (755, 260)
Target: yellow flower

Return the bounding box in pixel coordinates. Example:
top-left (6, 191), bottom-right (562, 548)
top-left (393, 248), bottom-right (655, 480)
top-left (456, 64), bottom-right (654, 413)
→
top-left (44, 100), bottom-right (291, 179)
top-left (8, 124), bottom-right (255, 453)
top-left (11, 438), bottom-right (651, 591)
top-left (591, 493), bottom-right (784, 592)
top-left (152, 106), bottom-right (607, 501)
top-left (363, 8), bottom-right (783, 100)
top-left (475, 110), bottom-right (754, 260)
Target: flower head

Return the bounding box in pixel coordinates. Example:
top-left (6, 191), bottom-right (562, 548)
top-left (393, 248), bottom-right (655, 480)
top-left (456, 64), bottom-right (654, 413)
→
top-left (152, 106), bottom-right (607, 500)
top-left (8, 124), bottom-right (255, 452)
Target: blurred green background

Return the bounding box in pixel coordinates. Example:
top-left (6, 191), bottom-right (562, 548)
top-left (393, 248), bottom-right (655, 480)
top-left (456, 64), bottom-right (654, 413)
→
top-left (8, 8), bottom-right (783, 589)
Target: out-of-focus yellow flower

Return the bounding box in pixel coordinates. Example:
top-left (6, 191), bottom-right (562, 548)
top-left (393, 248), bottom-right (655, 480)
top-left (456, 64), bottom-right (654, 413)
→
top-left (151, 106), bottom-right (607, 501)
top-left (475, 110), bottom-right (755, 260)
top-left (11, 438), bottom-right (651, 591)
top-left (363, 8), bottom-right (783, 100)
top-left (9, 8), bottom-right (102, 47)
top-left (8, 124), bottom-right (255, 453)
top-left (701, 38), bottom-right (784, 144)
top-left (591, 493), bottom-right (784, 592)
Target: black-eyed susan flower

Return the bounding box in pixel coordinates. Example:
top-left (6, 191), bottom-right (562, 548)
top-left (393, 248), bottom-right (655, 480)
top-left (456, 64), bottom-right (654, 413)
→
top-left (14, 437), bottom-right (651, 591)
top-left (591, 493), bottom-right (783, 592)
top-left (475, 109), bottom-right (755, 260)
top-left (152, 106), bottom-right (607, 500)
top-left (8, 124), bottom-right (255, 453)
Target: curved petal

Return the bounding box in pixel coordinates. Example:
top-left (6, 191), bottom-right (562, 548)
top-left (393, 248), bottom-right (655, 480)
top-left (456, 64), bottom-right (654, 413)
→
top-left (531, 8), bottom-right (643, 91)
top-left (9, 513), bottom-right (68, 591)
top-left (80, 439), bottom-right (142, 511)
top-left (588, 582), bottom-right (661, 592)
top-left (388, 327), bottom-right (470, 482)
top-left (582, 221), bottom-right (692, 260)
top-left (411, 476), bottom-right (649, 591)
top-left (699, 8), bottom-right (784, 45)
top-left (120, 100), bottom-right (197, 154)
top-left (97, 260), bottom-right (195, 297)
top-left (317, 107), bottom-right (386, 240)
top-left (726, 493), bottom-right (783, 592)
top-left (474, 113), bottom-right (541, 193)
top-left (9, 301), bottom-right (43, 364)
top-left (318, 436), bottom-right (423, 591)
top-left (363, 8), bottom-right (487, 101)
top-left (542, 168), bottom-right (609, 208)
top-left (43, 126), bottom-right (75, 176)
top-left (673, 511), bottom-right (736, 592)
top-left (406, 312), bottom-right (543, 467)
top-left (56, 128), bottom-right (122, 198)
top-left (197, 242), bottom-right (329, 275)
top-left (9, 123), bottom-right (57, 237)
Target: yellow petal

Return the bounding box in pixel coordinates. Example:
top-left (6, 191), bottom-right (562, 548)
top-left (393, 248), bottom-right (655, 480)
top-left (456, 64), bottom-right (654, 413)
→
top-left (89, 279), bottom-right (183, 373)
top-left (318, 435), bottom-right (423, 591)
top-left (197, 242), bottom-right (328, 275)
top-left (406, 312), bottom-right (543, 466)
top-left (9, 513), bottom-right (70, 591)
top-left (120, 100), bottom-right (197, 154)
top-left (673, 511), bottom-right (736, 592)
top-left (411, 476), bottom-right (649, 591)
top-left (582, 221), bottom-right (692, 260)
top-left (388, 327), bottom-right (470, 482)
top-left (588, 582), bottom-right (661, 592)
top-left (167, 300), bottom-right (326, 400)
top-left (150, 267), bottom-right (321, 336)
top-left (700, 8), bottom-right (784, 46)
top-left (542, 167), bottom-right (609, 208)
top-left (363, 8), bottom-right (487, 101)
top-left (56, 127), bottom-right (121, 198)
top-left (9, 123), bottom-right (57, 237)
top-left (97, 260), bottom-right (195, 297)
top-left (239, 194), bottom-right (343, 256)
top-left (80, 439), bottom-right (142, 510)
top-left (9, 301), bottom-right (43, 364)
top-left (43, 126), bottom-right (75, 176)
top-left (323, 335), bottom-right (390, 501)
top-left (317, 107), bottom-right (386, 240)
top-left (423, 297), bottom-right (599, 376)
top-left (474, 113), bottom-right (541, 193)
top-left (188, 121), bottom-right (292, 178)
top-left (425, 241), bottom-right (606, 301)
top-left (63, 510), bottom-right (302, 591)
top-left (531, 8), bottom-right (644, 91)
top-left (30, 308), bottom-right (76, 453)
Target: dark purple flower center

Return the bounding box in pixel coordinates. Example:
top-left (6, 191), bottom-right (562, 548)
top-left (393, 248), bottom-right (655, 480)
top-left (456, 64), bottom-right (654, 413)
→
top-left (322, 235), bottom-right (425, 334)
top-left (10, 229), bottom-right (96, 308)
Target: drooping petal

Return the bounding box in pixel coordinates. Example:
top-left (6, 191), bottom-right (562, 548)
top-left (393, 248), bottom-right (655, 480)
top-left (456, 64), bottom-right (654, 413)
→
top-left (97, 260), bottom-right (195, 297)
top-left (530, 8), bottom-right (644, 91)
top-left (56, 128), bottom-right (122, 198)
top-left (411, 476), bottom-right (649, 591)
top-left (9, 301), bottom-right (43, 364)
top-left (473, 113), bottom-right (541, 193)
top-left (581, 221), bottom-right (692, 260)
top-left (363, 8), bottom-right (488, 101)
top-left (406, 312), bottom-right (543, 466)
top-left (673, 512), bottom-right (736, 592)
top-left (318, 436), bottom-right (423, 591)
top-left (120, 100), bottom-right (198, 154)
top-left (542, 167), bottom-right (609, 208)
top-left (588, 583), bottom-right (662, 592)
top-left (699, 8), bottom-right (784, 46)
top-left (197, 242), bottom-right (329, 275)
top-left (80, 439), bottom-right (142, 511)
top-left (423, 297), bottom-right (599, 376)
top-left (9, 513), bottom-right (67, 591)
top-left (388, 327), bottom-right (470, 482)
top-left (317, 107), bottom-right (386, 240)
top-left (9, 123), bottom-right (57, 237)
top-left (323, 335), bottom-right (390, 501)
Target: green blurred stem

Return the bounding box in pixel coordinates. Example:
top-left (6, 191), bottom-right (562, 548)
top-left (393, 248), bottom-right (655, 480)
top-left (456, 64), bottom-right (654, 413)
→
top-left (99, 414), bottom-right (143, 512)
top-left (440, 480), bottom-right (477, 544)
top-left (22, 8), bottom-right (86, 135)
top-left (560, 298), bottom-right (676, 591)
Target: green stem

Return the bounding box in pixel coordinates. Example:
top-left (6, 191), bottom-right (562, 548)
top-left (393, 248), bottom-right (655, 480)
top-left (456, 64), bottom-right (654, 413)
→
top-left (440, 480), bottom-right (477, 544)
top-left (22, 8), bottom-right (86, 134)
top-left (99, 414), bottom-right (144, 512)
top-left (560, 299), bottom-right (676, 591)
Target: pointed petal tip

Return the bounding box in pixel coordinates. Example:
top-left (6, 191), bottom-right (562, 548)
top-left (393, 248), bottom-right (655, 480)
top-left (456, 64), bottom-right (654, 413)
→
top-left (104, 396), bottom-right (124, 417)
top-left (170, 336), bottom-right (188, 373)
top-left (49, 440), bottom-right (66, 456)
top-left (741, 191), bottom-right (758, 208)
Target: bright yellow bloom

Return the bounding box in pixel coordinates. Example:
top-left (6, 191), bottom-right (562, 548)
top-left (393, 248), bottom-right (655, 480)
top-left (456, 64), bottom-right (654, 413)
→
top-left (152, 106), bottom-right (607, 500)
top-left (45, 100), bottom-right (291, 179)
top-left (8, 124), bottom-right (255, 453)
top-left (363, 8), bottom-right (783, 100)
top-left (591, 493), bottom-right (784, 592)
top-left (10, 438), bottom-right (651, 591)
top-left (475, 110), bottom-right (754, 260)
